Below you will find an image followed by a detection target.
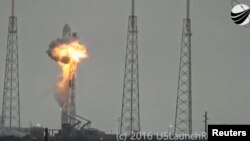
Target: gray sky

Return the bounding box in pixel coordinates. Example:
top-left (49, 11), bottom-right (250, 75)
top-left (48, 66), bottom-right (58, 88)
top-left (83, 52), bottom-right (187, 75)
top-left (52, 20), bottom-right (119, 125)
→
top-left (1, 0), bottom-right (250, 133)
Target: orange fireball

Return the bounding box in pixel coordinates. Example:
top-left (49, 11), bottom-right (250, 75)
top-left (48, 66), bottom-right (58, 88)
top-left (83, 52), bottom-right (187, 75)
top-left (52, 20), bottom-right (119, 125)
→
top-left (52, 40), bottom-right (88, 98)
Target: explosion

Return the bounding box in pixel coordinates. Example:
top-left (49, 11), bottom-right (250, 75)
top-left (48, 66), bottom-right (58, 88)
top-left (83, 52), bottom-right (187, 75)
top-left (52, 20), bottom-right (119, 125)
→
top-left (47, 25), bottom-right (88, 107)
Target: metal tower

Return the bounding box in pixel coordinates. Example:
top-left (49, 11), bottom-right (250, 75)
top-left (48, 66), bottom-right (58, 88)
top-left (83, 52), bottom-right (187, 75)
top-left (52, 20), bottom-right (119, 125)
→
top-left (1, 0), bottom-right (20, 128)
top-left (174, 0), bottom-right (192, 135)
top-left (61, 65), bottom-right (76, 134)
top-left (120, 0), bottom-right (140, 134)
top-left (68, 66), bottom-right (76, 127)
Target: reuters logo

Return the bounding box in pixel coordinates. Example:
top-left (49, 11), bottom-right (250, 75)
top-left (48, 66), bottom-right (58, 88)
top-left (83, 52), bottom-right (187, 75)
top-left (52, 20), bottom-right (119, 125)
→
top-left (231, 0), bottom-right (250, 26)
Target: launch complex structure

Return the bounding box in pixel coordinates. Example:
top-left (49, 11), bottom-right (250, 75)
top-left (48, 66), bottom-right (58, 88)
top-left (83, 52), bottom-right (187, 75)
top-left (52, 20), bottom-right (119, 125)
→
top-left (0, 0), bottom-right (196, 138)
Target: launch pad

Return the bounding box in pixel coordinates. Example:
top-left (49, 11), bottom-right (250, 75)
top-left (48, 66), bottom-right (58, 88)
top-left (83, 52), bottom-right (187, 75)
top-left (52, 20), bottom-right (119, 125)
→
top-left (0, 0), bottom-right (209, 140)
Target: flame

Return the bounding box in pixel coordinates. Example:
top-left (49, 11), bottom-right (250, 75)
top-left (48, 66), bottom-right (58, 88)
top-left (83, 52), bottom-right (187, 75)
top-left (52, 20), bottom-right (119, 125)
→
top-left (50, 40), bottom-right (88, 105)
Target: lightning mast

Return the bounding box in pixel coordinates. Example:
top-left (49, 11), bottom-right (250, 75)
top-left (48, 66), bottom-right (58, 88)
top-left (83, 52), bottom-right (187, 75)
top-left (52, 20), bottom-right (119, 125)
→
top-left (1, 0), bottom-right (20, 128)
top-left (120, 0), bottom-right (140, 134)
top-left (174, 0), bottom-right (192, 135)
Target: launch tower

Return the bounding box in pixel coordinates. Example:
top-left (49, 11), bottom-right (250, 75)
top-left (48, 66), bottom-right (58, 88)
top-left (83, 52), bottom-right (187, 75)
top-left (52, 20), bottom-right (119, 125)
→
top-left (1, 0), bottom-right (21, 128)
top-left (120, 0), bottom-right (140, 134)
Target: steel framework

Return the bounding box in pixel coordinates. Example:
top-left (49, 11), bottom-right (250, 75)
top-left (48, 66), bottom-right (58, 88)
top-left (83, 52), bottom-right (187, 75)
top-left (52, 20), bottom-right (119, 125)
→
top-left (68, 66), bottom-right (76, 127)
top-left (120, 0), bottom-right (140, 134)
top-left (1, 0), bottom-right (20, 128)
top-left (174, 0), bottom-right (192, 135)
top-left (61, 65), bottom-right (76, 130)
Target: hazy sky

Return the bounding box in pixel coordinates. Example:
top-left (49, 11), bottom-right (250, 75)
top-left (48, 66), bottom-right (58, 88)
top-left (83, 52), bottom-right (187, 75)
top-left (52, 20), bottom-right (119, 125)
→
top-left (1, 0), bottom-right (250, 133)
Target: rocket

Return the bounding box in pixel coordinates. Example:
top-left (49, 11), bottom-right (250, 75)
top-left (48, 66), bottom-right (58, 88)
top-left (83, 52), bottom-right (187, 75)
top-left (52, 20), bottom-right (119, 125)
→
top-left (47, 24), bottom-right (88, 129)
top-left (62, 24), bottom-right (75, 88)
top-left (62, 24), bottom-right (71, 38)
top-left (62, 24), bottom-right (78, 39)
